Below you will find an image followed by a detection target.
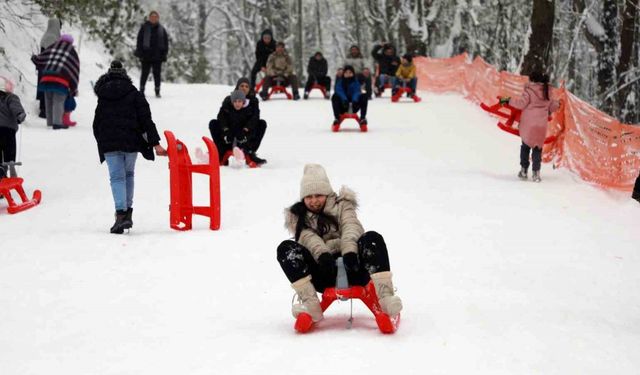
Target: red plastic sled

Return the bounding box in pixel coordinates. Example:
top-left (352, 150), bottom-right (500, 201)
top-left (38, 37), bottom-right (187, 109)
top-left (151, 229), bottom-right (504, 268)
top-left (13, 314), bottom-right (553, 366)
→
top-left (480, 97), bottom-right (556, 144)
top-left (0, 177), bottom-right (41, 214)
top-left (294, 282), bottom-right (400, 334)
top-left (255, 78), bottom-right (265, 92)
top-left (308, 83), bottom-right (328, 99)
top-left (267, 85), bottom-right (292, 100)
top-left (220, 148), bottom-right (260, 169)
top-left (332, 113), bottom-right (367, 132)
top-left (391, 87), bottom-right (421, 103)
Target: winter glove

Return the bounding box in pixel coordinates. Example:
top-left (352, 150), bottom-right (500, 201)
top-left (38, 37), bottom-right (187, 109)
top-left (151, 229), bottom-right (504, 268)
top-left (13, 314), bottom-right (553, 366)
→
top-left (499, 96), bottom-right (511, 106)
top-left (317, 253), bottom-right (337, 283)
top-left (342, 252), bottom-right (369, 286)
top-left (222, 128), bottom-right (233, 145)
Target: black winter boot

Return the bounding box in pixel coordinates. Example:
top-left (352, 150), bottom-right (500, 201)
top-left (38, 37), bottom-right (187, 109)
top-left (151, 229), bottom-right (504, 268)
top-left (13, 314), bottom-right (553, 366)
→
top-left (246, 151), bottom-right (267, 166)
top-left (122, 208), bottom-right (133, 229)
top-left (155, 87), bottom-right (161, 98)
top-left (110, 210), bottom-right (128, 234)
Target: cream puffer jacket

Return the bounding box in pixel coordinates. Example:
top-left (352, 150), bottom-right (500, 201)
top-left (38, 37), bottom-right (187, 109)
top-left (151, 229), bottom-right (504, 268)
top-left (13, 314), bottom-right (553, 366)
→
top-left (285, 186), bottom-right (364, 261)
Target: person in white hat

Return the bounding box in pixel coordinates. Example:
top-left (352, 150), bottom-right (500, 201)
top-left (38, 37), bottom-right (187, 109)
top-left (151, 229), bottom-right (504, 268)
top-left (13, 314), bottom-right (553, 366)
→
top-left (278, 163), bottom-right (403, 323)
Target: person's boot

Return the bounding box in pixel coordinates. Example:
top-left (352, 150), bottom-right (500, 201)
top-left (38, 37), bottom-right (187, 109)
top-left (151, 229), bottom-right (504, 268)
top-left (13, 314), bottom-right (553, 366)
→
top-left (293, 91), bottom-right (300, 100)
top-left (303, 91), bottom-right (309, 100)
top-left (532, 170), bottom-right (541, 183)
top-left (518, 167), bottom-right (528, 180)
top-left (62, 112), bottom-right (77, 126)
top-left (291, 275), bottom-right (323, 322)
top-left (122, 208), bottom-right (133, 229)
top-left (52, 123), bottom-right (69, 130)
top-left (155, 87), bottom-right (161, 98)
top-left (359, 118), bottom-right (368, 125)
top-left (245, 150), bottom-right (267, 166)
top-left (110, 210), bottom-right (128, 234)
top-left (139, 85), bottom-right (146, 96)
top-left (370, 271), bottom-right (403, 317)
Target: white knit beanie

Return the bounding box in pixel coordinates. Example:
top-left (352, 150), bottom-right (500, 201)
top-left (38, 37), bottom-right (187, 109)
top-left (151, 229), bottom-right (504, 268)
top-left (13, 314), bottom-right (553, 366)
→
top-left (300, 164), bottom-right (333, 199)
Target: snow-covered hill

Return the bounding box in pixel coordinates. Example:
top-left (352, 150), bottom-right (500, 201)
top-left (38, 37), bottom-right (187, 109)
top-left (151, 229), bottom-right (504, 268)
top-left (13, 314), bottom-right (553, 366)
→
top-left (1, 19), bottom-right (640, 375)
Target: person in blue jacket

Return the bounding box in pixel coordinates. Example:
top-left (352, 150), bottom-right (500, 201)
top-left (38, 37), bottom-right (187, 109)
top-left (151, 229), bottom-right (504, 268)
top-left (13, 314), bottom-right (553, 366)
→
top-left (331, 65), bottom-right (368, 126)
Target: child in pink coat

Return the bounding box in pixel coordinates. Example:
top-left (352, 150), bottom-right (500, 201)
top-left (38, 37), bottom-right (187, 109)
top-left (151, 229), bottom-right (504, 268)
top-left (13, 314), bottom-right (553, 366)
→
top-left (501, 72), bottom-right (559, 182)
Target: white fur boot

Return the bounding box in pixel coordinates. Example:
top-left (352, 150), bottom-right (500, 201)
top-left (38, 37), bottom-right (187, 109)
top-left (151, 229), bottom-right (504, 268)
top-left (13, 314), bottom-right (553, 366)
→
top-left (371, 271), bottom-right (403, 317)
top-left (291, 275), bottom-right (323, 322)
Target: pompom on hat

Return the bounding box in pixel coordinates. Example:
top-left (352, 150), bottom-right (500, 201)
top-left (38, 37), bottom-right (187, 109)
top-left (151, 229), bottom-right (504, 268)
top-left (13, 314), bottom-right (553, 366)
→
top-left (60, 34), bottom-right (74, 44)
top-left (300, 164), bottom-right (333, 199)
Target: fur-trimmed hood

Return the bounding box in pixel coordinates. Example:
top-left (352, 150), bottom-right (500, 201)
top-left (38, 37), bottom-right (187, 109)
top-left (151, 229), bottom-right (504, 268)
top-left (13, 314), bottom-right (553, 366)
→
top-left (284, 186), bottom-right (359, 235)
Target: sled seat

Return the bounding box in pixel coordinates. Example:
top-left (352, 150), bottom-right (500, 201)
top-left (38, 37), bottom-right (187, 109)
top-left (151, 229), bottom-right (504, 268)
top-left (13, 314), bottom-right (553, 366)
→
top-left (0, 177), bottom-right (41, 214)
top-left (332, 113), bottom-right (367, 133)
top-left (391, 87), bottom-right (421, 103)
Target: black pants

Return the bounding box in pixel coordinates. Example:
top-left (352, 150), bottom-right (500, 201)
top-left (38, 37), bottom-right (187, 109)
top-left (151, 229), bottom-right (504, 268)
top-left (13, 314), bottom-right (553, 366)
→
top-left (140, 61), bottom-right (162, 92)
top-left (250, 62), bottom-right (265, 90)
top-left (633, 172), bottom-right (640, 203)
top-left (356, 73), bottom-right (372, 99)
top-left (304, 75), bottom-right (331, 93)
top-left (260, 75), bottom-right (299, 96)
top-left (520, 142), bottom-right (542, 172)
top-left (0, 128), bottom-right (17, 178)
top-left (277, 231), bottom-right (391, 293)
top-left (208, 119), bottom-right (267, 161)
top-left (331, 94), bottom-right (368, 120)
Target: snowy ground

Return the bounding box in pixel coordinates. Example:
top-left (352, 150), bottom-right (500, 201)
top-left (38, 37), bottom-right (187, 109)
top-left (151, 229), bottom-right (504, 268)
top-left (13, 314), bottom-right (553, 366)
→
top-left (2, 46), bottom-right (640, 375)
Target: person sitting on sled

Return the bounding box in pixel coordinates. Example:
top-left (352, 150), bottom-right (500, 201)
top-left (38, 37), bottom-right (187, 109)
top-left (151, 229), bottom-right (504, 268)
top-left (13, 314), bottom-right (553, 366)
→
top-left (209, 89), bottom-right (266, 165)
top-left (277, 163), bottom-right (403, 323)
top-left (331, 65), bottom-right (368, 126)
top-left (499, 70), bottom-right (559, 182)
top-left (393, 53), bottom-right (417, 98)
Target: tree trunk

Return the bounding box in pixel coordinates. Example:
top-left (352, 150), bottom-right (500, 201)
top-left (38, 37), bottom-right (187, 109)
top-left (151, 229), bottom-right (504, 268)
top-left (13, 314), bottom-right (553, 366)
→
top-left (598, 0), bottom-right (618, 115)
top-left (520, 0), bottom-right (555, 75)
top-left (296, 0), bottom-right (303, 79)
top-left (616, 0), bottom-right (638, 122)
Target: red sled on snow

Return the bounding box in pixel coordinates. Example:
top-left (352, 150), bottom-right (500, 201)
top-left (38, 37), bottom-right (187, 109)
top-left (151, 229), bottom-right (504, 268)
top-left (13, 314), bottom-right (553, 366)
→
top-left (332, 113), bottom-right (367, 132)
top-left (255, 77), bottom-right (265, 93)
top-left (294, 281), bottom-right (400, 334)
top-left (391, 87), bottom-right (421, 103)
top-left (221, 146), bottom-right (261, 168)
top-left (0, 162), bottom-right (42, 214)
top-left (480, 97), bottom-right (556, 144)
top-left (308, 83), bottom-right (328, 99)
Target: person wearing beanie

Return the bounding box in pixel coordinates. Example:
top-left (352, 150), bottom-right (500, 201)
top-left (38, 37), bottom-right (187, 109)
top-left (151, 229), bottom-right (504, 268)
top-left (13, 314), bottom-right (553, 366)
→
top-left (303, 52), bottom-right (331, 99)
top-left (31, 31), bottom-right (80, 129)
top-left (92, 60), bottom-right (167, 234)
top-left (209, 85), bottom-right (267, 166)
top-left (342, 45), bottom-right (372, 100)
top-left (259, 42), bottom-right (300, 100)
top-left (371, 42), bottom-right (400, 97)
top-left (135, 10), bottom-right (170, 98)
top-left (250, 29), bottom-right (277, 90)
top-left (277, 164), bottom-right (403, 325)
top-left (393, 53), bottom-right (417, 98)
top-left (36, 18), bottom-right (62, 118)
top-left (331, 65), bottom-right (368, 126)
top-left (0, 78), bottom-right (26, 178)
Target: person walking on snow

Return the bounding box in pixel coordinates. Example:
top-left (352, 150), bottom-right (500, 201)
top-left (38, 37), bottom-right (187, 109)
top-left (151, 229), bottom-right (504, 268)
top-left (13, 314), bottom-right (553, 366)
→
top-left (31, 34), bottom-right (80, 130)
top-left (250, 29), bottom-right (277, 90)
top-left (135, 10), bottom-right (169, 98)
top-left (92, 61), bottom-right (167, 234)
top-left (277, 164), bottom-right (403, 323)
top-left (331, 65), bottom-right (368, 126)
top-left (0, 79), bottom-right (26, 179)
top-left (259, 42), bottom-right (301, 101)
top-left (36, 18), bottom-right (61, 118)
top-left (499, 71), bottom-right (560, 182)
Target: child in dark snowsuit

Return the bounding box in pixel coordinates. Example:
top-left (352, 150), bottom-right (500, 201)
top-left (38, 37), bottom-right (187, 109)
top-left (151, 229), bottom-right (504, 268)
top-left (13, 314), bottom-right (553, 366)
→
top-left (0, 80), bottom-right (26, 178)
top-left (304, 52), bottom-right (331, 99)
top-left (331, 65), bottom-right (368, 126)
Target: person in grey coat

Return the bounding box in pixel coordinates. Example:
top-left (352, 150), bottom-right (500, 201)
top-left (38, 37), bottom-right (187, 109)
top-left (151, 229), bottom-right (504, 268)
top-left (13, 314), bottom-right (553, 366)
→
top-left (0, 80), bottom-right (26, 178)
top-left (36, 18), bottom-right (62, 118)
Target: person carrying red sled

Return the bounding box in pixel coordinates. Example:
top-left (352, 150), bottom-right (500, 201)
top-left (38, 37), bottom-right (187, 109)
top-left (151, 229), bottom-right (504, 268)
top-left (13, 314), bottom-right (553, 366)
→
top-left (331, 65), bottom-right (368, 127)
top-left (499, 71), bottom-right (559, 182)
top-left (277, 164), bottom-right (403, 323)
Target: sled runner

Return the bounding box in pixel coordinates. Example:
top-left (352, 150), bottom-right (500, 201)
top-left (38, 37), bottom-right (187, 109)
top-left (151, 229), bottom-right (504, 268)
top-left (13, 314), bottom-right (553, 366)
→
top-left (265, 77), bottom-right (293, 100)
top-left (332, 113), bottom-right (367, 133)
top-left (480, 97), bottom-right (557, 144)
top-left (391, 87), bottom-right (421, 103)
top-left (294, 257), bottom-right (400, 334)
top-left (0, 162), bottom-right (41, 214)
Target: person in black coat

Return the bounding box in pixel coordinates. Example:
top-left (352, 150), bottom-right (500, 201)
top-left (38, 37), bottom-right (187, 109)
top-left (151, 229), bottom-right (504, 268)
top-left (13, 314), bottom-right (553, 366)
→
top-left (135, 11), bottom-right (170, 98)
top-left (633, 171), bottom-right (640, 203)
top-left (250, 29), bottom-right (276, 90)
top-left (303, 52), bottom-right (331, 99)
top-left (209, 86), bottom-right (267, 166)
top-left (92, 61), bottom-right (167, 234)
top-left (371, 43), bottom-right (400, 96)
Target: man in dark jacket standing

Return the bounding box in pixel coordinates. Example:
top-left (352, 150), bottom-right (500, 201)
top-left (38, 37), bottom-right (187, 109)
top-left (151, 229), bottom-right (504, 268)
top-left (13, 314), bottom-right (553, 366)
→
top-left (371, 43), bottom-right (400, 97)
top-left (135, 11), bottom-right (169, 98)
top-left (93, 61), bottom-right (167, 234)
top-left (633, 172), bottom-right (640, 203)
top-left (304, 52), bottom-right (331, 99)
top-left (250, 29), bottom-right (276, 90)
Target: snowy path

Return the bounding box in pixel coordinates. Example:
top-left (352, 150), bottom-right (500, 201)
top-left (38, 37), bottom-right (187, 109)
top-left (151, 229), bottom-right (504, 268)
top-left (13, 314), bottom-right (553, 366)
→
top-left (1, 76), bottom-right (640, 374)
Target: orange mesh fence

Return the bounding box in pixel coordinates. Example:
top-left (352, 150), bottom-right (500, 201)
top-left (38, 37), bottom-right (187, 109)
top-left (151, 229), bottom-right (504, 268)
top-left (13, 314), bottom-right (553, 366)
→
top-left (414, 54), bottom-right (640, 190)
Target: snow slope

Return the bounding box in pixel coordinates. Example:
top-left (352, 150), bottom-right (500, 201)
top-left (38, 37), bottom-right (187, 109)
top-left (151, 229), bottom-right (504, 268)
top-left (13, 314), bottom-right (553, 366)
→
top-left (1, 44), bottom-right (640, 375)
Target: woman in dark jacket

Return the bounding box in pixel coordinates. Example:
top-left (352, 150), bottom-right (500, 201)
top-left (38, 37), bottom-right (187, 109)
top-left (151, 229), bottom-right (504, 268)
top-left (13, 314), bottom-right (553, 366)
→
top-left (92, 61), bottom-right (167, 234)
top-left (304, 52), bottom-right (331, 99)
top-left (331, 65), bottom-right (368, 125)
top-left (250, 29), bottom-right (277, 90)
